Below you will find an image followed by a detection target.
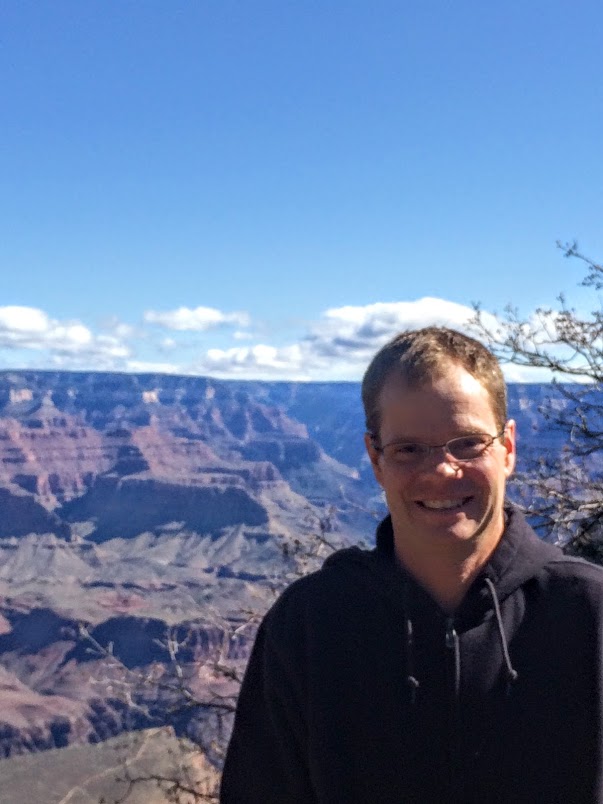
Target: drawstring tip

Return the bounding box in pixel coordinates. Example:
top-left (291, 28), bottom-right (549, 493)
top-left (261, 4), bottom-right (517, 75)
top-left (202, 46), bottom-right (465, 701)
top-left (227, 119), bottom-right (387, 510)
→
top-left (506, 668), bottom-right (519, 696)
top-left (407, 675), bottom-right (420, 705)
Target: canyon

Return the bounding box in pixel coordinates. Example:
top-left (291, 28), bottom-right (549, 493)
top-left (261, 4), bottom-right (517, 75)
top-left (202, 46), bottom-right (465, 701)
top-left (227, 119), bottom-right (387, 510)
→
top-left (0, 370), bottom-right (586, 800)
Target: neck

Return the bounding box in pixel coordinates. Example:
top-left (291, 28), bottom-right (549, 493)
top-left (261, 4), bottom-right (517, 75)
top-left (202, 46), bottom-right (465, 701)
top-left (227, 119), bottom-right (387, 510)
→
top-left (393, 527), bottom-right (503, 613)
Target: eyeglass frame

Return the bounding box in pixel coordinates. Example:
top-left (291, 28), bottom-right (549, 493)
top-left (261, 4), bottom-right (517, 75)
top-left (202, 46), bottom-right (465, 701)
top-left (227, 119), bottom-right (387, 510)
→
top-left (368, 427), bottom-right (508, 466)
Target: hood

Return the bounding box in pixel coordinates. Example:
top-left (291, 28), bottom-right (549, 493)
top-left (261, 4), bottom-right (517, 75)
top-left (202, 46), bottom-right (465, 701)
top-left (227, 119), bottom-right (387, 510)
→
top-left (322, 504), bottom-right (570, 704)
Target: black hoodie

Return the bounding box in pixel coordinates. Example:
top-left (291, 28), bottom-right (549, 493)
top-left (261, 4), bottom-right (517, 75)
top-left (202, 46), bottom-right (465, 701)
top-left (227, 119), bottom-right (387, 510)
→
top-left (221, 507), bottom-right (603, 803)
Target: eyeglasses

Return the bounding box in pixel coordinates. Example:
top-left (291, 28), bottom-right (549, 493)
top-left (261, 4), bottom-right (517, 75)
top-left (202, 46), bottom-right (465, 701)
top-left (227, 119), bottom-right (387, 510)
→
top-left (370, 429), bottom-right (506, 466)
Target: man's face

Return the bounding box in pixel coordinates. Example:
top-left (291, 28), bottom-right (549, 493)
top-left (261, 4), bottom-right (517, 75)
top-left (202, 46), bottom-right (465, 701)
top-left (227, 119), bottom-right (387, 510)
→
top-left (364, 362), bottom-right (516, 562)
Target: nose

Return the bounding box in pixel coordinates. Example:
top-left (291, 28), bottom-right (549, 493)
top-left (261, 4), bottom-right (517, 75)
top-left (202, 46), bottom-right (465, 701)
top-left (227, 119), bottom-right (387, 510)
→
top-left (426, 445), bottom-right (462, 475)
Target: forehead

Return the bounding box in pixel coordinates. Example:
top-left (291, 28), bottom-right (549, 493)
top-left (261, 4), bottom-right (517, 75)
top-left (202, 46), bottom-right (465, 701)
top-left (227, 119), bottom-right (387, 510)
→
top-left (377, 365), bottom-right (498, 439)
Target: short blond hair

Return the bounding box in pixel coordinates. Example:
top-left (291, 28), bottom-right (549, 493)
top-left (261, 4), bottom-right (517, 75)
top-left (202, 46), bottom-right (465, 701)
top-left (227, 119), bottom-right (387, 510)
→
top-left (362, 327), bottom-right (507, 439)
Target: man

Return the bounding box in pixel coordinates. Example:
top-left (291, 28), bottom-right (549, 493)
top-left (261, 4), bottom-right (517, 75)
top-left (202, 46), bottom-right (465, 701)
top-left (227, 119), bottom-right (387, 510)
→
top-left (221, 327), bottom-right (603, 803)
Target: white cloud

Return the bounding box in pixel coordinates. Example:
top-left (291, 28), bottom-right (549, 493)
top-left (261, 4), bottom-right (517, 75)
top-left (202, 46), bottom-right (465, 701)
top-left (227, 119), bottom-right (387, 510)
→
top-left (190, 297), bottom-right (496, 381)
top-left (0, 306), bottom-right (94, 353)
top-left (0, 305), bottom-right (131, 365)
top-left (125, 359), bottom-right (181, 374)
top-left (0, 306), bottom-right (49, 333)
top-left (199, 343), bottom-right (307, 379)
top-left (144, 305), bottom-right (250, 331)
top-left (294, 297), bottom-right (489, 378)
top-left (0, 299), bottom-right (547, 382)
top-left (111, 322), bottom-right (136, 339)
top-left (186, 298), bottom-right (545, 382)
top-left (308, 298), bottom-right (486, 357)
top-left (94, 335), bottom-right (130, 358)
top-left (501, 364), bottom-right (555, 383)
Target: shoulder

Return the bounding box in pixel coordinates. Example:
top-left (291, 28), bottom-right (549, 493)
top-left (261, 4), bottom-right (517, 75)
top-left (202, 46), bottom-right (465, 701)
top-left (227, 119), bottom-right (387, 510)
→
top-left (262, 545), bottom-right (388, 643)
top-left (539, 553), bottom-right (603, 602)
top-left (512, 545), bottom-right (603, 626)
top-left (268, 547), bottom-right (371, 613)
top-left (500, 505), bottom-right (603, 606)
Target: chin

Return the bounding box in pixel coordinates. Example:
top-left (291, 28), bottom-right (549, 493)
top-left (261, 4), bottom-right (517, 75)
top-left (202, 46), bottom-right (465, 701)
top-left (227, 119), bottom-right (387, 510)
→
top-left (446, 514), bottom-right (501, 548)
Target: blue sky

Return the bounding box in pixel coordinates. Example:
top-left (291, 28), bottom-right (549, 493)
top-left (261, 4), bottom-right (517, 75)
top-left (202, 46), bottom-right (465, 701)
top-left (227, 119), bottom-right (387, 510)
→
top-left (2, 1), bottom-right (602, 380)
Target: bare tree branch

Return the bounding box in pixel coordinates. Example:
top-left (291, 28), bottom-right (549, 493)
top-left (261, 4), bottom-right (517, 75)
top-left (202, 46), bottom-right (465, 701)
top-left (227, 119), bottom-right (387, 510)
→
top-left (473, 242), bottom-right (603, 557)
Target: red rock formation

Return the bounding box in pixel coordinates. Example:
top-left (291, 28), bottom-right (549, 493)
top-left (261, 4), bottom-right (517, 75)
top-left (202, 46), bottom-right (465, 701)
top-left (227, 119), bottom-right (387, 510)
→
top-left (0, 370), bottom-right (372, 763)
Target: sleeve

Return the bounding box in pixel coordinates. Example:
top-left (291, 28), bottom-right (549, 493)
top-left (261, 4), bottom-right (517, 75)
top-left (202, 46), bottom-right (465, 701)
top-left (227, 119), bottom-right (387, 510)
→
top-left (220, 617), bottom-right (315, 803)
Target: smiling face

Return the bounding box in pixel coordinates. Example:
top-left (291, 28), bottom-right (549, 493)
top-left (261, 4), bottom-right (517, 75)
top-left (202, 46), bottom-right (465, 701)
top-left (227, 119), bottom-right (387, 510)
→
top-left (365, 361), bottom-right (516, 566)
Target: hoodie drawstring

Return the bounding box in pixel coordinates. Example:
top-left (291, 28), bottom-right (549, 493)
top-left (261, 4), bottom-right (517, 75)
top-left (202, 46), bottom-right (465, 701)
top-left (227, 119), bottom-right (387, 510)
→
top-left (405, 616), bottom-right (420, 705)
top-left (404, 578), bottom-right (518, 705)
top-left (484, 577), bottom-right (519, 694)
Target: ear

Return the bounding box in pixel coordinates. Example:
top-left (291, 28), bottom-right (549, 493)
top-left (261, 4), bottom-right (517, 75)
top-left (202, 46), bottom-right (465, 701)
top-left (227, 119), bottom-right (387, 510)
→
top-left (364, 432), bottom-right (385, 487)
top-left (502, 419), bottom-right (516, 478)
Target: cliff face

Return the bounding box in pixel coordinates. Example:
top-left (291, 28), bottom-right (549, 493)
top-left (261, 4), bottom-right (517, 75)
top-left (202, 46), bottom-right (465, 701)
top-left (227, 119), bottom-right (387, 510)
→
top-left (0, 371), bottom-right (366, 520)
top-left (0, 486), bottom-right (70, 539)
top-left (60, 476), bottom-right (270, 542)
top-left (0, 371), bottom-right (372, 599)
top-left (0, 371), bottom-right (376, 758)
top-left (0, 605), bottom-right (248, 759)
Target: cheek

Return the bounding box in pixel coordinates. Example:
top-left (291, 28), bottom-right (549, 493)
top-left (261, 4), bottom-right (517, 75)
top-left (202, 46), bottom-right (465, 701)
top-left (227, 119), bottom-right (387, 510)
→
top-left (478, 466), bottom-right (505, 497)
top-left (380, 473), bottom-right (413, 502)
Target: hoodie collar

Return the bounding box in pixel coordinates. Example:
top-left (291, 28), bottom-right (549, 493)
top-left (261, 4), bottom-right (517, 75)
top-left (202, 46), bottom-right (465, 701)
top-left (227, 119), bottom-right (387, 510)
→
top-left (374, 503), bottom-right (562, 611)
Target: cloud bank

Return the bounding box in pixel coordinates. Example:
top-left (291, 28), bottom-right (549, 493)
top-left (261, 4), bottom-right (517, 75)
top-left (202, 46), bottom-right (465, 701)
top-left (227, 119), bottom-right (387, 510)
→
top-left (144, 306), bottom-right (249, 331)
top-left (0, 306), bottom-right (130, 366)
top-left (0, 299), bottom-right (547, 381)
top-left (194, 298), bottom-right (496, 380)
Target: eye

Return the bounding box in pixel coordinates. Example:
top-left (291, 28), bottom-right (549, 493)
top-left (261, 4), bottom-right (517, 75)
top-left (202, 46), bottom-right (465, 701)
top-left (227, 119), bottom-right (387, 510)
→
top-left (390, 442), bottom-right (425, 458)
top-left (449, 435), bottom-right (489, 458)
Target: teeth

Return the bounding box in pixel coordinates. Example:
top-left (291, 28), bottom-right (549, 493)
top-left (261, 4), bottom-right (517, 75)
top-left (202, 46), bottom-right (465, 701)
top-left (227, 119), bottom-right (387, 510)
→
top-left (421, 500), bottom-right (463, 510)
